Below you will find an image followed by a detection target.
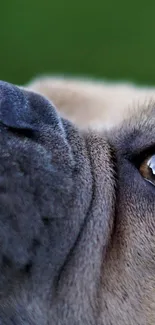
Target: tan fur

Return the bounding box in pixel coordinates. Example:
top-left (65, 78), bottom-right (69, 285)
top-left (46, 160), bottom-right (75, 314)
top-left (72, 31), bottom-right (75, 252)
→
top-left (27, 76), bottom-right (155, 129)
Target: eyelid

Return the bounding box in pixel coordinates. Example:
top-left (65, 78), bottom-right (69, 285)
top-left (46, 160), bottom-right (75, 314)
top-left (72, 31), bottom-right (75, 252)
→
top-left (130, 145), bottom-right (155, 169)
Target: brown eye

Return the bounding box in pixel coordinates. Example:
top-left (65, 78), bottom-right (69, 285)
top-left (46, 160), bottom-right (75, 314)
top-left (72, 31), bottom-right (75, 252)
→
top-left (139, 155), bottom-right (155, 185)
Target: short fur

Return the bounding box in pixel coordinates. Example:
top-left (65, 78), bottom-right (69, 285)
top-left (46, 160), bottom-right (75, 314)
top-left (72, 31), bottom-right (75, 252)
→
top-left (27, 76), bottom-right (155, 129)
top-left (0, 79), bottom-right (154, 324)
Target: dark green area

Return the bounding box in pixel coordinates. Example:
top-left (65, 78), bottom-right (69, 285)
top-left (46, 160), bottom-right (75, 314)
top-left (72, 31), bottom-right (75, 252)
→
top-left (0, 0), bottom-right (155, 85)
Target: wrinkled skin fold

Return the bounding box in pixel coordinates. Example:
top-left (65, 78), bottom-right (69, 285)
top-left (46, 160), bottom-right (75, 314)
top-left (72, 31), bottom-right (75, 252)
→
top-left (0, 81), bottom-right (154, 324)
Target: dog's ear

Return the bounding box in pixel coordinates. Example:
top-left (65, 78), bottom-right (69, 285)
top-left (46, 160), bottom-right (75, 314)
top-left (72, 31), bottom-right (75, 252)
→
top-left (0, 81), bottom-right (65, 137)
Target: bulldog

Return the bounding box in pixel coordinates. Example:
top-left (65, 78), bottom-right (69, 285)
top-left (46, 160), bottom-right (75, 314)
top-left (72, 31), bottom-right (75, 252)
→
top-left (0, 79), bottom-right (154, 325)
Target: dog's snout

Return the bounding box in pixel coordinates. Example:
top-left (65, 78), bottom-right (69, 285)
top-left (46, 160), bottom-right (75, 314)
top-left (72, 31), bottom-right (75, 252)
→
top-left (0, 80), bottom-right (32, 130)
top-left (0, 80), bottom-right (65, 136)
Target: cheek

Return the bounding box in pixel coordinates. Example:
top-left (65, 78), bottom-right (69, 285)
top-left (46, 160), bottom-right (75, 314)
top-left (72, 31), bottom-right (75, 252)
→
top-left (115, 162), bottom-right (155, 264)
top-left (141, 278), bottom-right (155, 325)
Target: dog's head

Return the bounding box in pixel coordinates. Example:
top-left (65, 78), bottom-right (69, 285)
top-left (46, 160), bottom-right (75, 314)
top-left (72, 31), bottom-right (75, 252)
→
top-left (0, 81), bottom-right (154, 324)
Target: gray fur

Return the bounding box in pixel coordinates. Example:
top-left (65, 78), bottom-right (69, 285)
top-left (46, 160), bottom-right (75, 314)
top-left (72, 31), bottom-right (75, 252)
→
top-left (0, 81), bottom-right (154, 324)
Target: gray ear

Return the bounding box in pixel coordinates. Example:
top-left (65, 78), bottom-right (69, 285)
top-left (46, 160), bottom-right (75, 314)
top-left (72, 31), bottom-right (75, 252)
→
top-left (0, 80), bottom-right (65, 135)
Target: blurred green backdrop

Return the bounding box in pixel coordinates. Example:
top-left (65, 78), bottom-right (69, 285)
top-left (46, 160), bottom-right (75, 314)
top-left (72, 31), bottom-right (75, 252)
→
top-left (1, 0), bottom-right (155, 86)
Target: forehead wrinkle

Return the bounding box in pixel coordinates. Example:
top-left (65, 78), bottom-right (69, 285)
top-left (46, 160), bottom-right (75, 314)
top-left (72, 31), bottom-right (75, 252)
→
top-left (107, 100), bottom-right (155, 156)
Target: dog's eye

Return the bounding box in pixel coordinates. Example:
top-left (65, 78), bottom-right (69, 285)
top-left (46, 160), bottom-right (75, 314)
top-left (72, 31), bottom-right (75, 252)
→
top-left (139, 155), bottom-right (155, 185)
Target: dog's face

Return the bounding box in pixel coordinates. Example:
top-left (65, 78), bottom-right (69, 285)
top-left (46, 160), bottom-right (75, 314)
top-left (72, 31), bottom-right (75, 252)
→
top-left (0, 81), bottom-right (154, 324)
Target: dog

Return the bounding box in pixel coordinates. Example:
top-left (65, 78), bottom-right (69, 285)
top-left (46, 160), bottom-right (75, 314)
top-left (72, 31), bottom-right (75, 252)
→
top-left (0, 79), bottom-right (154, 324)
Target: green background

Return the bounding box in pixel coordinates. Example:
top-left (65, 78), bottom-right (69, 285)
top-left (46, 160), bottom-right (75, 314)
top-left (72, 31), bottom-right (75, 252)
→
top-left (1, 0), bottom-right (155, 86)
